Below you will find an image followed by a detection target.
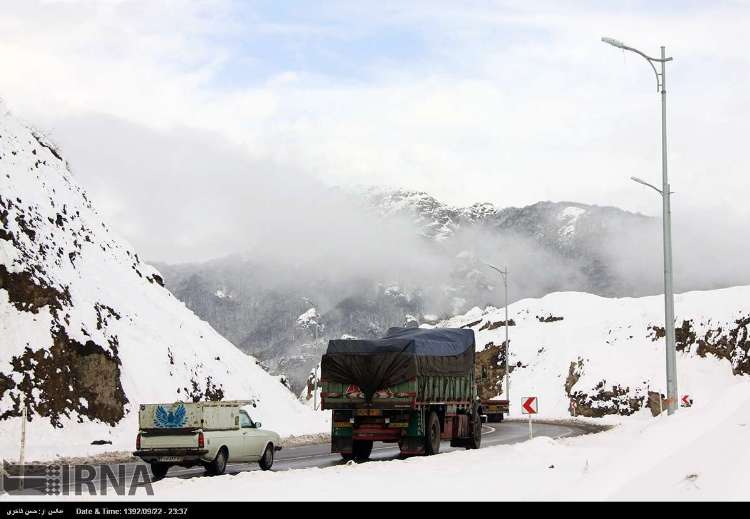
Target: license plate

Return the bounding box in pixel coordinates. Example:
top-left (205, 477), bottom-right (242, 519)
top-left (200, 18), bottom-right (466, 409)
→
top-left (158, 456), bottom-right (181, 462)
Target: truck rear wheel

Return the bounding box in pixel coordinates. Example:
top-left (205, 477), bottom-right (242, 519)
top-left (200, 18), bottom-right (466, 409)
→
top-left (425, 411), bottom-right (441, 455)
top-left (149, 462), bottom-right (169, 481)
top-left (352, 440), bottom-right (373, 461)
top-left (466, 408), bottom-right (482, 450)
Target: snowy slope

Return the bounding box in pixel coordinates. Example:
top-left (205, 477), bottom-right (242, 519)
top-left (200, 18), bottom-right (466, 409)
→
top-left (0, 103), bottom-right (327, 460)
top-left (434, 286), bottom-right (750, 419)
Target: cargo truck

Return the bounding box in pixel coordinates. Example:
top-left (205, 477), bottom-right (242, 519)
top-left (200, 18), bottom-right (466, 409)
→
top-left (320, 327), bottom-right (482, 460)
top-left (480, 398), bottom-right (509, 422)
top-left (133, 400), bottom-right (281, 480)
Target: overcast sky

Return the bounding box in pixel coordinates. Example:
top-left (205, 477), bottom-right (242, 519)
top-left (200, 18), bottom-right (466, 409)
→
top-left (0, 1), bottom-right (748, 263)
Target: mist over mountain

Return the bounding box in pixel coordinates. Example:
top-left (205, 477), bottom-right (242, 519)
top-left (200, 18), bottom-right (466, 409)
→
top-left (157, 187), bottom-right (730, 392)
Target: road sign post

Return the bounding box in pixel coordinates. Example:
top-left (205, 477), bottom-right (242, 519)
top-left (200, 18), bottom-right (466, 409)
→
top-left (528, 413), bottom-right (532, 440)
top-left (19, 394), bottom-right (26, 491)
top-left (521, 397), bottom-right (538, 440)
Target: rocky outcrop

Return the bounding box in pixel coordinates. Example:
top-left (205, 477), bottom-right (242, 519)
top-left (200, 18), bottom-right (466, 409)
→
top-left (2, 327), bottom-right (126, 426)
top-left (478, 319), bottom-right (515, 331)
top-left (649, 315), bottom-right (750, 375)
top-left (564, 359), bottom-right (644, 417)
top-left (475, 341), bottom-right (508, 400)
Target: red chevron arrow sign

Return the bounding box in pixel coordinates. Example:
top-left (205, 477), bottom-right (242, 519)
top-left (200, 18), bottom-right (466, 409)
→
top-left (522, 396), bottom-right (538, 414)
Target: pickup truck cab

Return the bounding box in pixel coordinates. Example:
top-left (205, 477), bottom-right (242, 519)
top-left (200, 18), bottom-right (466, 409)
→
top-left (133, 401), bottom-right (282, 480)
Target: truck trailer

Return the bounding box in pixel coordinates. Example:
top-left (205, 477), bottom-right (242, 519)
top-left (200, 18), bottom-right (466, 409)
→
top-left (320, 327), bottom-right (482, 460)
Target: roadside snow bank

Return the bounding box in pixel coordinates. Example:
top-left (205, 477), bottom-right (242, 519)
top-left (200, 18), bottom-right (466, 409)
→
top-left (145, 377), bottom-right (750, 500)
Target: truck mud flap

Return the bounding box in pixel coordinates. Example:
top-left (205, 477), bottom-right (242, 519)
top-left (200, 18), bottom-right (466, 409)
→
top-left (398, 437), bottom-right (425, 456)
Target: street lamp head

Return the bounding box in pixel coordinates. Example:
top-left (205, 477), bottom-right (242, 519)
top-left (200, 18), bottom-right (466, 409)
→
top-left (601, 36), bottom-right (626, 49)
top-left (630, 176), bottom-right (663, 195)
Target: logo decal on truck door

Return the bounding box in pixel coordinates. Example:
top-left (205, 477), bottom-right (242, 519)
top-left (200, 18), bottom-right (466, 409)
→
top-left (154, 403), bottom-right (187, 428)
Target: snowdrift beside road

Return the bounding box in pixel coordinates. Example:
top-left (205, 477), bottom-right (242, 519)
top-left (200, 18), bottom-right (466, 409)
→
top-left (435, 287), bottom-right (749, 420)
top-left (0, 103), bottom-right (327, 461)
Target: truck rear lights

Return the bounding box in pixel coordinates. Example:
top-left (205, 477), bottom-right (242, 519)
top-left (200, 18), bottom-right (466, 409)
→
top-left (197, 431), bottom-right (205, 448)
top-left (136, 433), bottom-right (141, 450)
top-left (355, 408), bottom-right (382, 416)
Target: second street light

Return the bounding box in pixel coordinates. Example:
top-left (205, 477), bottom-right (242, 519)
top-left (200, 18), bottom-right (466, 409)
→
top-left (483, 262), bottom-right (510, 409)
top-left (601, 36), bottom-right (678, 415)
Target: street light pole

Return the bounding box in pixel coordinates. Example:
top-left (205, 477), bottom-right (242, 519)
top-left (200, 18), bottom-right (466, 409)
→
top-left (484, 262), bottom-right (510, 408)
top-left (602, 37), bottom-right (678, 414)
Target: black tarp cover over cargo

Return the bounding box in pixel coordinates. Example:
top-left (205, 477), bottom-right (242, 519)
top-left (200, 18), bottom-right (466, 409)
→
top-left (321, 327), bottom-right (475, 402)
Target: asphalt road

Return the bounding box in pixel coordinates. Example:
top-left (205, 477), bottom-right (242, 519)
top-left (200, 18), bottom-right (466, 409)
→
top-left (11, 420), bottom-right (588, 496)
top-left (173, 420), bottom-right (585, 476)
top-left (3, 420), bottom-right (593, 496)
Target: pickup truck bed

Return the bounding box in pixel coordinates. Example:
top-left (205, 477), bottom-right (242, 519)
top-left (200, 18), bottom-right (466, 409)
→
top-left (133, 401), bottom-right (281, 479)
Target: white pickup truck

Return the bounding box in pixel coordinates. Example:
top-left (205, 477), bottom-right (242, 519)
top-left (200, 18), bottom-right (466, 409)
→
top-left (133, 400), bottom-right (282, 480)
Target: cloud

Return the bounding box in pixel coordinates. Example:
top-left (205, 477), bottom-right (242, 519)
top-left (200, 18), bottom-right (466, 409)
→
top-left (0, 0), bottom-right (747, 265)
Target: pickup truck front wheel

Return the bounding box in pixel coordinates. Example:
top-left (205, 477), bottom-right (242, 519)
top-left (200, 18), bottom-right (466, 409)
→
top-left (205, 448), bottom-right (227, 476)
top-left (149, 462), bottom-right (169, 481)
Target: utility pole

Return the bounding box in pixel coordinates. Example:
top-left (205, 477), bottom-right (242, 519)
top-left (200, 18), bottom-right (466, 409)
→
top-left (313, 363), bottom-right (319, 412)
top-left (503, 267), bottom-right (510, 408)
top-left (659, 45), bottom-right (678, 415)
top-left (602, 37), bottom-right (678, 414)
top-left (19, 393), bottom-right (26, 491)
top-left (484, 262), bottom-right (510, 409)
top-left (314, 323), bottom-right (319, 411)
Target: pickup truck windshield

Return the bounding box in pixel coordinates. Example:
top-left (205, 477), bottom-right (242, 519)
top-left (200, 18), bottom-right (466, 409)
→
top-left (239, 411), bottom-right (254, 428)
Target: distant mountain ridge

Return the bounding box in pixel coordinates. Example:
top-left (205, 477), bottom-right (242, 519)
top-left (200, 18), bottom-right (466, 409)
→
top-left (156, 188), bottom-right (660, 392)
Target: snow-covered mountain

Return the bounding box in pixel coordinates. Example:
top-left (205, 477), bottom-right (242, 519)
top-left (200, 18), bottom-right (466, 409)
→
top-left (0, 103), bottom-right (326, 460)
top-left (362, 187), bottom-right (619, 247)
top-left (156, 188), bottom-right (660, 391)
top-left (435, 285), bottom-right (750, 418)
